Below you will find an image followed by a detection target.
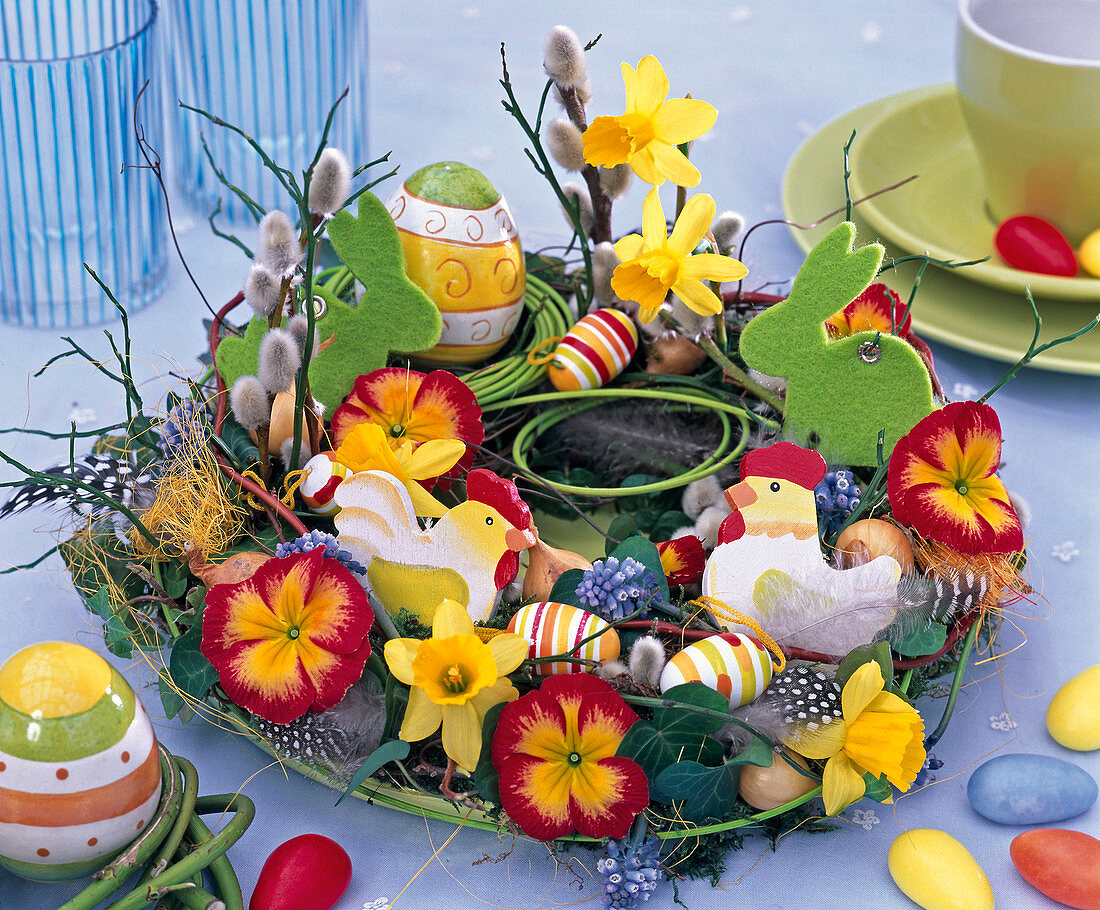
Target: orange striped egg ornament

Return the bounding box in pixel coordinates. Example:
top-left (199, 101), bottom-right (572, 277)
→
top-left (548, 308), bottom-right (639, 392)
top-left (659, 634), bottom-right (773, 708)
top-left (507, 602), bottom-right (620, 676)
top-left (0, 642), bottom-right (162, 882)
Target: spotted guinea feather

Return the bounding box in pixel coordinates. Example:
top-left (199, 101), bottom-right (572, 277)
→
top-left (0, 454), bottom-right (157, 519)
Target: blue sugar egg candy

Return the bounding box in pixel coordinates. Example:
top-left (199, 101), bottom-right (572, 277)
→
top-left (967, 753), bottom-right (1097, 825)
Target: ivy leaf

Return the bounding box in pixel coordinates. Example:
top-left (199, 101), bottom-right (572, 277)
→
top-left (893, 623), bottom-right (948, 658)
top-left (159, 670), bottom-right (184, 720)
top-left (861, 771), bottom-right (893, 804)
top-left (85, 586), bottom-right (133, 658)
top-left (159, 559), bottom-right (189, 600)
top-left (473, 701), bottom-right (508, 807)
top-left (605, 514), bottom-right (638, 555)
top-left (727, 736), bottom-right (777, 770)
top-left (649, 509), bottom-right (693, 542)
top-left (835, 641), bottom-right (894, 690)
top-left (168, 622), bottom-right (218, 704)
top-left (336, 739), bottom-right (411, 806)
top-left (547, 568), bottom-right (587, 609)
top-left (654, 760), bottom-right (740, 823)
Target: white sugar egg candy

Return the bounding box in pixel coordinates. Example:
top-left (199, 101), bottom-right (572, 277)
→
top-left (659, 634), bottom-right (773, 707)
top-left (507, 602), bottom-right (620, 676)
top-left (300, 452), bottom-right (352, 516)
top-left (0, 642), bottom-right (162, 882)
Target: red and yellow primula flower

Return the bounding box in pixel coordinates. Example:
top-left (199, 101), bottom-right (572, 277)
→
top-left (330, 367), bottom-right (484, 487)
top-left (492, 674), bottom-right (649, 841)
top-left (887, 400), bottom-right (1023, 554)
top-left (201, 549), bottom-right (375, 724)
top-left (826, 283), bottom-right (913, 340)
top-left (656, 535), bottom-right (705, 587)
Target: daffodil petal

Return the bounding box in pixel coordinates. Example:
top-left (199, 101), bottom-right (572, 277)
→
top-left (842, 661), bottom-right (886, 721)
top-left (400, 685), bottom-right (443, 742)
top-left (611, 262), bottom-right (669, 315)
top-left (647, 141), bottom-right (701, 187)
top-left (432, 598), bottom-right (476, 639)
top-left (582, 116), bottom-right (633, 168)
top-left (670, 278), bottom-right (723, 317)
top-left (334, 423), bottom-right (405, 476)
top-left (652, 98), bottom-right (718, 144)
top-left (867, 690), bottom-right (921, 714)
top-left (679, 253), bottom-right (749, 283)
top-left (667, 193), bottom-right (715, 255)
top-left (405, 438), bottom-right (466, 480)
top-left (383, 638), bottom-right (420, 685)
top-left (405, 482), bottom-right (450, 518)
top-left (488, 633), bottom-right (529, 675)
top-left (628, 146), bottom-right (661, 186)
top-left (469, 677), bottom-right (518, 719)
top-left (442, 702), bottom-right (484, 772)
top-left (641, 188), bottom-right (668, 247)
top-left (821, 752), bottom-right (867, 816)
top-left (786, 718), bottom-right (847, 760)
top-left (631, 56), bottom-right (669, 115)
top-left (613, 233), bottom-right (645, 262)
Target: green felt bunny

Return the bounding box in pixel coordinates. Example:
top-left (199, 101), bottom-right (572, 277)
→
top-left (739, 222), bottom-right (934, 466)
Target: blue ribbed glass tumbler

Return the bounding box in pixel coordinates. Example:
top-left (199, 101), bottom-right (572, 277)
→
top-left (0, 0), bottom-right (166, 327)
top-left (167, 0), bottom-right (368, 222)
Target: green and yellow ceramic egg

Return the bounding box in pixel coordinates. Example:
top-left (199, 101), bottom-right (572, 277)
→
top-left (0, 642), bottom-right (162, 881)
top-left (387, 161), bottom-right (525, 364)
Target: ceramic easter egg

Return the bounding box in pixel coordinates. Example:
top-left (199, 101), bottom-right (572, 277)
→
top-left (300, 452), bottom-right (351, 516)
top-left (659, 634), bottom-right (773, 708)
top-left (507, 602), bottom-right (620, 676)
top-left (387, 162), bottom-right (525, 365)
top-left (548, 308), bottom-right (639, 392)
top-left (0, 642), bottom-right (162, 881)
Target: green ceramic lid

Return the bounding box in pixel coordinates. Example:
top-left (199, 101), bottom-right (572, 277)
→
top-left (404, 161), bottom-right (500, 209)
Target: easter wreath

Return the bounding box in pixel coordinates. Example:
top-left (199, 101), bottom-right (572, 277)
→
top-left (4, 24), bottom-right (1098, 908)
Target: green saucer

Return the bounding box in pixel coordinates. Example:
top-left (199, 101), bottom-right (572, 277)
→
top-left (782, 84), bottom-right (1100, 375)
top-left (849, 85), bottom-right (1100, 302)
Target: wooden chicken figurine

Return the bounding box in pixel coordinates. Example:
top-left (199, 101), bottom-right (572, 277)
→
top-left (334, 468), bottom-right (536, 624)
top-left (701, 442), bottom-right (901, 654)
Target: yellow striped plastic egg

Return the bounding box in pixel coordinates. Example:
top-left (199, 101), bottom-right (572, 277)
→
top-left (659, 634), bottom-right (773, 708)
top-left (549, 308), bottom-right (639, 392)
top-left (0, 642), bottom-right (162, 882)
top-left (300, 452), bottom-right (351, 516)
top-left (507, 602), bottom-right (621, 676)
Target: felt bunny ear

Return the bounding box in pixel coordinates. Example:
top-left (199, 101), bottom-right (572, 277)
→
top-left (737, 222), bottom-right (935, 467)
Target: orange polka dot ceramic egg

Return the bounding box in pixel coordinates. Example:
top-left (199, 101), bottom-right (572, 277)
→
top-left (387, 162), bottom-right (525, 365)
top-left (548, 308), bottom-right (639, 392)
top-left (300, 452), bottom-right (351, 516)
top-left (0, 642), bottom-right (162, 881)
top-left (659, 634), bottom-right (773, 708)
top-left (507, 602), bottom-right (620, 676)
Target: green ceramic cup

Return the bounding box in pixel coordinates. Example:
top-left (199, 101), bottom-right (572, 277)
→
top-left (956, 0), bottom-right (1100, 244)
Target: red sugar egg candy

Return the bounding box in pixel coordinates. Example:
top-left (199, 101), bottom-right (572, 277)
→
top-left (250, 834), bottom-right (352, 910)
top-left (1010, 828), bottom-right (1100, 909)
top-left (994, 215), bottom-right (1078, 277)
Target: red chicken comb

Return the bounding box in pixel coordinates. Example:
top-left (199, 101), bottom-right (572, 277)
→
top-left (466, 469), bottom-right (532, 530)
top-left (740, 441), bottom-right (826, 490)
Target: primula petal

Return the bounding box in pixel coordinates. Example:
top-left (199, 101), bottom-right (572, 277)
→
top-left (679, 252), bottom-right (749, 283)
top-left (442, 703), bottom-right (485, 772)
top-left (432, 598), bottom-right (476, 639)
top-left (652, 98), bottom-right (718, 144)
top-left (670, 278), bottom-right (723, 317)
top-left (497, 753), bottom-right (574, 841)
top-left (667, 193), bottom-right (716, 256)
top-left (656, 536), bottom-right (706, 586)
top-left (842, 662), bottom-right (886, 721)
top-left (582, 116), bottom-right (633, 168)
top-left (295, 564), bottom-right (374, 655)
top-left (570, 756), bottom-right (649, 839)
top-left (647, 140), bottom-right (702, 187)
top-left (630, 56), bottom-right (670, 115)
top-left (821, 752), bottom-right (867, 816)
top-left (641, 188), bottom-right (668, 247)
top-left (383, 638), bottom-right (419, 685)
top-left (401, 685), bottom-right (444, 742)
top-left (493, 689), bottom-right (569, 765)
top-left (488, 633), bottom-right (529, 675)
top-left (402, 370), bottom-right (484, 446)
top-left (333, 368), bottom-right (422, 444)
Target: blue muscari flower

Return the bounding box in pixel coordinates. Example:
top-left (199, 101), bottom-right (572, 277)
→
top-left (912, 752), bottom-right (944, 790)
top-left (276, 530), bottom-right (367, 575)
top-left (814, 468), bottom-right (863, 536)
top-left (596, 834), bottom-right (662, 909)
top-left (158, 399), bottom-right (209, 458)
top-left (575, 556), bottom-right (657, 622)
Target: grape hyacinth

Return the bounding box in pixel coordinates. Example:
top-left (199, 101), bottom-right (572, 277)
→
top-left (575, 556), bottom-right (658, 621)
top-left (276, 530), bottom-right (367, 575)
top-left (814, 468), bottom-right (863, 536)
top-left (157, 398), bottom-right (209, 458)
top-left (596, 833), bottom-right (661, 909)
top-left (912, 753), bottom-right (944, 790)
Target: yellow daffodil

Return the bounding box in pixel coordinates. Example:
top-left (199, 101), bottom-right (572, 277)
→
top-left (384, 598), bottom-right (528, 772)
top-left (785, 661), bottom-right (925, 816)
top-left (612, 188), bottom-right (748, 322)
top-left (583, 55), bottom-right (716, 187)
top-left (333, 422), bottom-right (464, 517)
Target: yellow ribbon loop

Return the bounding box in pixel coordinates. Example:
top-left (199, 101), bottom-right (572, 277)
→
top-left (526, 335), bottom-right (562, 365)
top-left (690, 595), bottom-right (787, 674)
top-left (237, 469), bottom-right (268, 511)
top-left (281, 469), bottom-right (308, 507)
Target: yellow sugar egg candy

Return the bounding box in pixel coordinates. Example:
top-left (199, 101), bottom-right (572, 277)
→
top-left (0, 642), bottom-right (162, 882)
top-left (1080, 228), bottom-right (1100, 278)
top-left (300, 452), bottom-right (352, 516)
top-left (507, 602), bottom-right (620, 676)
top-left (659, 634), bottom-right (773, 708)
top-left (1047, 665), bottom-right (1100, 751)
top-left (548, 308), bottom-right (639, 392)
top-left (387, 161), bottom-right (525, 365)
top-left (888, 829), bottom-right (994, 910)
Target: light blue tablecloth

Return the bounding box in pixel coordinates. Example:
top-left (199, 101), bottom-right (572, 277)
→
top-left (3, 3), bottom-right (1098, 908)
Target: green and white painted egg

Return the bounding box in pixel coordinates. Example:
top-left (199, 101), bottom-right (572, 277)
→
top-left (0, 642), bottom-right (162, 881)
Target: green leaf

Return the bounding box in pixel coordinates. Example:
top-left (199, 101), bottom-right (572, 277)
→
top-left (185, 585), bottom-right (209, 614)
top-left (159, 559), bottom-right (189, 601)
top-left (835, 641), bottom-right (894, 690)
top-left (649, 510), bottom-right (693, 542)
top-left (655, 760), bottom-right (740, 823)
top-left (893, 623), bottom-right (948, 658)
top-left (103, 614), bottom-right (133, 658)
top-left (861, 771), bottom-right (893, 804)
top-left (547, 568), bottom-right (587, 609)
top-left (473, 701), bottom-right (508, 807)
top-left (727, 736), bottom-right (776, 769)
top-left (62, 524), bottom-right (147, 604)
top-left (608, 535), bottom-right (670, 607)
top-left (605, 514), bottom-right (638, 555)
top-left (85, 586), bottom-right (113, 619)
top-left (158, 670), bottom-right (184, 720)
top-left (336, 739), bottom-right (411, 806)
top-left (168, 622), bottom-right (219, 702)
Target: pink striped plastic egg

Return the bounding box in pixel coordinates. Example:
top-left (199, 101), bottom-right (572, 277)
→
top-left (300, 452), bottom-right (352, 516)
top-left (548, 308), bottom-right (639, 392)
top-left (507, 602), bottom-right (621, 676)
top-left (659, 634), bottom-right (773, 708)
